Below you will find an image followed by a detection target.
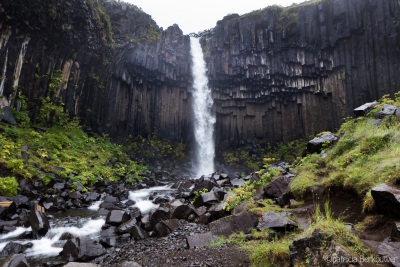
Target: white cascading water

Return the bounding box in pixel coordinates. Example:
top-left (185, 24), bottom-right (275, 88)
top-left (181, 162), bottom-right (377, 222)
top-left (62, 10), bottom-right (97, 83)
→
top-left (190, 37), bottom-right (216, 178)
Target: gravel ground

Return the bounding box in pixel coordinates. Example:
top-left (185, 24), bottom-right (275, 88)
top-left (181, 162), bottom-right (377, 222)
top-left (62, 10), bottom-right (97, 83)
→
top-left (100, 221), bottom-right (250, 267)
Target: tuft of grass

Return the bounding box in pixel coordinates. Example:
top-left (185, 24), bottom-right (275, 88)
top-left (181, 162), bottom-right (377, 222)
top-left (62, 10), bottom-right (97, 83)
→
top-left (247, 239), bottom-right (291, 267)
top-left (247, 199), bottom-right (285, 216)
top-left (301, 202), bottom-right (374, 257)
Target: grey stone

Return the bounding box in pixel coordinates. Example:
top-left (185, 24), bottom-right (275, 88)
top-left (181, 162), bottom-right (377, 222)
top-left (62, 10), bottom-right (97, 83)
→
top-left (209, 211), bottom-right (258, 237)
top-left (371, 183), bottom-right (400, 218)
top-left (257, 211), bottom-right (298, 232)
top-left (187, 232), bottom-right (216, 248)
top-left (354, 101), bottom-right (379, 116)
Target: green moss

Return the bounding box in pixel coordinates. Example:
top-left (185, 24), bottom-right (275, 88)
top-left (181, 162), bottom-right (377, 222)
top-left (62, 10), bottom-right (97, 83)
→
top-left (0, 120), bottom-right (147, 195)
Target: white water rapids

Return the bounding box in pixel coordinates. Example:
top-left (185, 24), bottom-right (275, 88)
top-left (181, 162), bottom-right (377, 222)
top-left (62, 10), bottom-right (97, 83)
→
top-left (190, 37), bottom-right (216, 178)
top-left (0, 185), bottom-right (175, 260)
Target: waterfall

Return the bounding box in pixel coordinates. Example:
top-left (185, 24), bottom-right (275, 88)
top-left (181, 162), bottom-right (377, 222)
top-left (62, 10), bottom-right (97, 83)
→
top-left (190, 37), bottom-right (216, 178)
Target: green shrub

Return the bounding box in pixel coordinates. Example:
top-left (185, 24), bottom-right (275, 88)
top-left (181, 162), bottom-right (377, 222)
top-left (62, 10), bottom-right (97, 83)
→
top-left (0, 176), bottom-right (19, 196)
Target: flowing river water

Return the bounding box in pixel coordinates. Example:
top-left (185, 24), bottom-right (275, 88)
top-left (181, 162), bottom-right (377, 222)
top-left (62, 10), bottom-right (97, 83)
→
top-left (0, 185), bottom-right (176, 263)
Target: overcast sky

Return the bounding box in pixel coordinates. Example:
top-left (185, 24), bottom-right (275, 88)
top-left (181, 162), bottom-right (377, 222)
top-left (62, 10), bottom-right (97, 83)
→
top-left (124, 0), bottom-right (307, 34)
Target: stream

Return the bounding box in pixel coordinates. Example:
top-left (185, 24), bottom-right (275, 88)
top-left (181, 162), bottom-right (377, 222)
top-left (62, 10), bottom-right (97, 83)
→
top-left (0, 185), bottom-right (176, 264)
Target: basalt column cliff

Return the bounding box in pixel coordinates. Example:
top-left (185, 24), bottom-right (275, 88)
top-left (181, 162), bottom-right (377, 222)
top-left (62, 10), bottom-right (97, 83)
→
top-left (0, 0), bottom-right (400, 147)
top-left (201, 0), bottom-right (400, 146)
top-left (0, 0), bottom-right (192, 142)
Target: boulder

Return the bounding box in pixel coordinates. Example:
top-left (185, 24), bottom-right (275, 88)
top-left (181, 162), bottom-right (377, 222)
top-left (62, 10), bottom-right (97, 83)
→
top-left (105, 210), bottom-right (131, 226)
top-left (169, 201), bottom-right (194, 220)
top-left (290, 229), bottom-right (329, 266)
top-left (186, 232), bottom-right (216, 248)
top-left (61, 237), bottom-right (106, 262)
top-left (209, 203), bottom-right (230, 221)
top-left (391, 221), bottom-right (400, 241)
top-left (230, 178), bottom-right (245, 188)
top-left (28, 204), bottom-right (50, 237)
top-left (0, 253), bottom-right (30, 267)
top-left (257, 211), bottom-right (298, 232)
top-left (100, 202), bottom-right (122, 210)
top-left (148, 207), bottom-right (170, 228)
top-left (378, 104), bottom-right (398, 118)
top-left (193, 191), bottom-right (219, 207)
top-left (307, 133), bottom-right (338, 154)
top-left (154, 219), bottom-right (181, 237)
top-left (209, 211), bottom-right (258, 237)
top-left (0, 242), bottom-right (30, 257)
top-left (192, 178), bottom-right (218, 194)
top-left (100, 227), bottom-right (117, 248)
top-left (83, 192), bottom-right (100, 203)
top-left (376, 238), bottom-right (400, 267)
top-left (264, 174), bottom-right (294, 199)
top-left (354, 101), bottom-right (379, 116)
top-left (0, 106), bottom-right (17, 125)
top-left (118, 218), bottom-right (137, 234)
top-left (371, 183), bottom-right (400, 218)
top-left (69, 191), bottom-right (82, 200)
top-left (130, 225), bottom-right (148, 240)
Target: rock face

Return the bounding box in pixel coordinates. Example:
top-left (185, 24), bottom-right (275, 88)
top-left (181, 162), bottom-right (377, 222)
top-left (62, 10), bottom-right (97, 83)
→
top-left (1, 0), bottom-right (400, 147)
top-left (201, 0), bottom-right (400, 145)
top-left (0, 0), bottom-right (192, 143)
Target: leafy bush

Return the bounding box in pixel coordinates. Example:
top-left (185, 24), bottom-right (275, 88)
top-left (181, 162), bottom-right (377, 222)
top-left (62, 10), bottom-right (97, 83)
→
top-left (0, 176), bottom-right (19, 196)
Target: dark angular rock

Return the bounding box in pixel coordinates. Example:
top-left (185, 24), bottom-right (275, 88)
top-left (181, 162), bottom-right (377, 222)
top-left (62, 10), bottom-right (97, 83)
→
top-left (154, 219), bottom-right (181, 237)
top-left (257, 211), bottom-right (298, 232)
top-left (371, 183), bottom-right (400, 218)
top-left (28, 204), bottom-right (50, 238)
top-left (11, 195), bottom-right (29, 207)
top-left (186, 232), bottom-right (216, 248)
top-left (376, 238), bottom-right (400, 266)
top-left (209, 211), bottom-right (258, 237)
top-left (391, 222), bottom-right (400, 242)
top-left (0, 242), bottom-right (29, 257)
top-left (192, 178), bottom-right (218, 194)
top-left (0, 106), bottom-right (17, 125)
top-left (100, 226), bottom-right (117, 248)
top-left (264, 174), bottom-right (294, 199)
top-left (83, 192), bottom-right (100, 202)
top-left (106, 210), bottom-right (131, 226)
top-left (209, 203), bottom-right (230, 221)
top-left (60, 237), bottom-right (106, 262)
top-left (212, 187), bottom-right (226, 201)
top-left (232, 201), bottom-right (253, 215)
top-left (169, 200), bottom-right (194, 220)
top-left (290, 229), bottom-right (329, 267)
top-left (354, 102), bottom-right (379, 117)
top-left (118, 218), bottom-right (137, 234)
top-left (0, 253), bottom-right (30, 267)
top-left (230, 178), bottom-right (245, 188)
top-left (103, 195), bottom-right (118, 203)
top-left (130, 225), bottom-right (148, 240)
top-left (378, 104), bottom-right (398, 118)
top-left (198, 192), bottom-right (220, 206)
top-left (69, 191), bottom-right (82, 200)
top-left (100, 202), bottom-right (122, 210)
top-left (307, 133), bottom-right (338, 154)
top-left (53, 183), bottom-right (65, 191)
top-left (148, 207), bottom-right (170, 228)
top-left (129, 206), bottom-right (142, 219)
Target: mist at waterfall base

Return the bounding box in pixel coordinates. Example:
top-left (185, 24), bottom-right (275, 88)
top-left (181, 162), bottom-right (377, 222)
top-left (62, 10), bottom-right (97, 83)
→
top-left (190, 37), bottom-right (216, 178)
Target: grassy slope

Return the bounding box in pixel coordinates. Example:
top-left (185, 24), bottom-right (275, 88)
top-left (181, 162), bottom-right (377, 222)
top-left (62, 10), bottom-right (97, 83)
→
top-left (0, 119), bottom-right (147, 196)
top-left (218, 94), bottom-right (400, 266)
